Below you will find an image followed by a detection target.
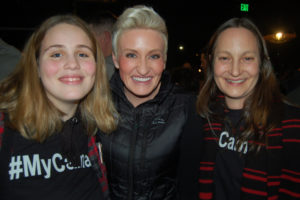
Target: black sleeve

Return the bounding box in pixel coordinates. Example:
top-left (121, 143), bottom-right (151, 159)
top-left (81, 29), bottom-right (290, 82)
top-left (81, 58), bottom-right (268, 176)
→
top-left (178, 96), bottom-right (204, 200)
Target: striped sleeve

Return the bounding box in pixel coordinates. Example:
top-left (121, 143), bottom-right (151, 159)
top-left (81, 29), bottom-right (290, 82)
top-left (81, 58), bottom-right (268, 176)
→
top-left (280, 116), bottom-right (300, 198)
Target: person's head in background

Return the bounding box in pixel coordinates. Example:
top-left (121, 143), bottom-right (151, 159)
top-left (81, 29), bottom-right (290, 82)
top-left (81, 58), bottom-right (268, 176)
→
top-left (87, 11), bottom-right (117, 58)
top-left (0, 14), bottom-right (116, 142)
top-left (111, 5), bottom-right (168, 107)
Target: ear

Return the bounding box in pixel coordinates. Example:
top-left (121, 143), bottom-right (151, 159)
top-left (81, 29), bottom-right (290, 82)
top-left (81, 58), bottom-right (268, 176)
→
top-left (112, 53), bottom-right (119, 69)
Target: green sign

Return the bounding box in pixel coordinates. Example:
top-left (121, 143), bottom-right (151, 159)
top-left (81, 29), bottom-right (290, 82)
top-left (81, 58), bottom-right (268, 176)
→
top-left (241, 3), bottom-right (249, 12)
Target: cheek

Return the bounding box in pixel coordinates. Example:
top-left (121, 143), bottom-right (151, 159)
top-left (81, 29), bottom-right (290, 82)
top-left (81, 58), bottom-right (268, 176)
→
top-left (250, 63), bottom-right (260, 77)
top-left (83, 60), bottom-right (96, 75)
top-left (118, 56), bottom-right (133, 74)
top-left (39, 60), bottom-right (60, 78)
top-left (152, 60), bottom-right (165, 74)
top-left (213, 63), bottom-right (224, 77)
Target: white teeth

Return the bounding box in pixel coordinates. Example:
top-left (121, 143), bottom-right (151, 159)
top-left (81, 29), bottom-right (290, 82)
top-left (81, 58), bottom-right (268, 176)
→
top-left (227, 79), bottom-right (244, 83)
top-left (133, 77), bottom-right (151, 82)
top-left (64, 78), bottom-right (81, 82)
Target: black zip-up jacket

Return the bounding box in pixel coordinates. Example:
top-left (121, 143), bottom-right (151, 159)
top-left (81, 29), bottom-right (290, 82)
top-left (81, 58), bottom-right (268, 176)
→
top-left (99, 71), bottom-right (195, 200)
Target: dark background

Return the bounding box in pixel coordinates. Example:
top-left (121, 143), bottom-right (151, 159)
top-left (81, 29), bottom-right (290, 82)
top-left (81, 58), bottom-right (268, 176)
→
top-left (1, 0), bottom-right (299, 90)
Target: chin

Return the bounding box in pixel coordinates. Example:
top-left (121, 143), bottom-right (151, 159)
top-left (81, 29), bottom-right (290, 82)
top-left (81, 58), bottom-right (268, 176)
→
top-left (64, 94), bottom-right (87, 101)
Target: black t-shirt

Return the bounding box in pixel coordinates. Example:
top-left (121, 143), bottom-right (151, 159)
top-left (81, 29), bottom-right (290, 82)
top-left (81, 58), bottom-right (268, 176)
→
top-left (214, 109), bottom-right (247, 200)
top-left (0, 128), bottom-right (103, 200)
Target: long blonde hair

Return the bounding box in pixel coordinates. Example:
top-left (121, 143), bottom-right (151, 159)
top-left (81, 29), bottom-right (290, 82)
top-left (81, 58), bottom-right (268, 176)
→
top-left (0, 14), bottom-right (118, 142)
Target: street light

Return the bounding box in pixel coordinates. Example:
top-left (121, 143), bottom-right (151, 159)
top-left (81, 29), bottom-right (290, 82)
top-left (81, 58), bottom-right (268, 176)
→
top-left (264, 31), bottom-right (296, 44)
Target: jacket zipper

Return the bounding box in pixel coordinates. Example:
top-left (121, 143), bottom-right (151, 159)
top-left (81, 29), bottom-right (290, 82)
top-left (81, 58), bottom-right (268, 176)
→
top-left (128, 111), bottom-right (139, 199)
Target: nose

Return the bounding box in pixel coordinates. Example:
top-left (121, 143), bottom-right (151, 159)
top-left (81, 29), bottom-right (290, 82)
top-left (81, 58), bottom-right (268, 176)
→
top-left (230, 59), bottom-right (241, 77)
top-left (64, 55), bottom-right (80, 70)
top-left (136, 57), bottom-right (150, 75)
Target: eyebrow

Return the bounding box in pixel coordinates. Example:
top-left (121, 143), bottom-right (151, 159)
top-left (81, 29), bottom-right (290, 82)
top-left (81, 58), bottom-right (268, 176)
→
top-left (215, 50), bottom-right (257, 55)
top-left (43, 44), bottom-right (94, 53)
top-left (122, 48), bottom-right (163, 54)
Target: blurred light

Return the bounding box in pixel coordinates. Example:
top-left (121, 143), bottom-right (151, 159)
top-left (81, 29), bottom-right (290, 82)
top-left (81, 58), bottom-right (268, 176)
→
top-left (275, 32), bottom-right (283, 40)
top-left (264, 32), bottom-right (296, 44)
top-left (198, 68), bottom-right (202, 73)
top-left (178, 45), bottom-right (184, 51)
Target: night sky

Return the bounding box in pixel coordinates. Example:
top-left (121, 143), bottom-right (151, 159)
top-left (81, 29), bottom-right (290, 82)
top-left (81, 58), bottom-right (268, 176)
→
top-left (1, 0), bottom-right (299, 79)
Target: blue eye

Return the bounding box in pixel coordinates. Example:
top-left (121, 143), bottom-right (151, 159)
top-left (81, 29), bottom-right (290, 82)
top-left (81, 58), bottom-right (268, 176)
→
top-left (126, 53), bottom-right (136, 58)
top-left (150, 54), bottom-right (161, 59)
top-left (51, 53), bottom-right (62, 58)
top-left (79, 53), bottom-right (88, 57)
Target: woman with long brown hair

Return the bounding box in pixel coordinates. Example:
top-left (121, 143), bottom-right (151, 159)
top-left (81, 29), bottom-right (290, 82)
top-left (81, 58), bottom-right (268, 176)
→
top-left (180, 17), bottom-right (300, 199)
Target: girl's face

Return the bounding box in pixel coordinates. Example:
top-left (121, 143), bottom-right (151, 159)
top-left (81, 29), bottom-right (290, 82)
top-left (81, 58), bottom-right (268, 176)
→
top-left (213, 27), bottom-right (260, 109)
top-left (113, 28), bottom-right (166, 107)
top-left (39, 23), bottom-right (96, 116)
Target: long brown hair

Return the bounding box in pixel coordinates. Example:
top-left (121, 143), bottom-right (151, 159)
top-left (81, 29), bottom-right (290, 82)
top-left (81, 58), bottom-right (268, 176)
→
top-left (0, 14), bottom-right (118, 142)
top-left (197, 17), bottom-right (283, 151)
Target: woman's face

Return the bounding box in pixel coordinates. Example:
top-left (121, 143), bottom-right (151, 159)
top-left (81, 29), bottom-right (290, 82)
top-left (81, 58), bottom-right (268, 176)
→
top-left (113, 28), bottom-right (166, 107)
top-left (213, 27), bottom-right (260, 109)
top-left (38, 23), bottom-right (96, 115)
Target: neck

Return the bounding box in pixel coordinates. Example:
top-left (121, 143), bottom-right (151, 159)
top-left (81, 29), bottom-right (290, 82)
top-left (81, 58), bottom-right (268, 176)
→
top-left (125, 83), bottom-right (161, 108)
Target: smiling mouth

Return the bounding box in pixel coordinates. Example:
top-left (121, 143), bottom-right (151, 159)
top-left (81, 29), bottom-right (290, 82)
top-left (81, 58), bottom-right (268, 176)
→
top-left (226, 79), bottom-right (245, 84)
top-left (61, 77), bottom-right (82, 81)
top-left (59, 76), bottom-right (83, 84)
top-left (132, 76), bottom-right (151, 82)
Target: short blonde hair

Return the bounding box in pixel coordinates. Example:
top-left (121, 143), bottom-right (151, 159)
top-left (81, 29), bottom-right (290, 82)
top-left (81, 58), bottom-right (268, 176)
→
top-left (112, 5), bottom-right (168, 60)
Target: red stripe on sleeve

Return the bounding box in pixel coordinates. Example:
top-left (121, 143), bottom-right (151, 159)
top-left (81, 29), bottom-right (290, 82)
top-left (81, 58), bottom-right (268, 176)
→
top-left (200, 166), bottom-right (214, 171)
top-left (279, 188), bottom-right (300, 198)
top-left (267, 195), bottom-right (278, 200)
top-left (267, 146), bottom-right (283, 149)
top-left (199, 192), bottom-right (213, 199)
top-left (282, 119), bottom-right (300, 123)
top-left (241, 187), bottom-right (267, 196)
top-left (282, 168), bottom-right (300, 176)
top-left (282, 125), bottom-right (300, 129)
top-left (243, 172), bottom-right (267, 182)
top-left (267, 181), bottom-right (280, 186)
top-left (268, 133), bottom-right (282, 137)
top-left (283, 139), bottom-right (300, 143)
top-left (198, 179), bottom-right (213, 184)
top-left (281, 174), bottom-right (300, 183)
top-left (244, 168), bottom-right (267, 175)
